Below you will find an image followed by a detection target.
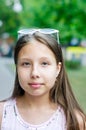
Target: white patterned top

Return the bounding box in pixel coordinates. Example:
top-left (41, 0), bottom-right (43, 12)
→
top-left (1, 99), bottom-right (67, 130)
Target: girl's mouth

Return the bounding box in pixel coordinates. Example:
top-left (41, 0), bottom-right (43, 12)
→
top-left (29, 83), bottom-right (43, 89)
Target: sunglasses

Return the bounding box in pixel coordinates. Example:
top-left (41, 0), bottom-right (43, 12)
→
top-left (18, 28), bottom-right (60, 44)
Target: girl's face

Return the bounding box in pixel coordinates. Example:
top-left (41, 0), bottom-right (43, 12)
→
top-left (17, 39), bottom-right (61, 97)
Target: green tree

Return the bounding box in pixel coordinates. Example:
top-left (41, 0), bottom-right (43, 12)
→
top-left (19, 0), bottom-right (86, 45)
top-left (0, 0), bottom-right (22, 38)
top-left (0, 0), bottom-right (86, 45)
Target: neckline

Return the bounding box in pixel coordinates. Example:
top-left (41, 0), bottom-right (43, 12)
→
top-left (13, 98), bottom-right (61, 128)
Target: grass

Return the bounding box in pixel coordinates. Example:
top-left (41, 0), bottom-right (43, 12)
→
top-left (67, 66), bottom-right (86, 112)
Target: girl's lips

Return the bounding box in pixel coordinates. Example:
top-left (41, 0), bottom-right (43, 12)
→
top-left (29, 83), bottom-right (43, 89)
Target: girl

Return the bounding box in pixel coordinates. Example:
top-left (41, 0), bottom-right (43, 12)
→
top-left (0, 29), bottom-right (86, 130)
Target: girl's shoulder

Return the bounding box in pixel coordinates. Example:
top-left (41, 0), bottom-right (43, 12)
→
top-left (75, 109), bottom-right (86, 130)
top-left (0, 98), bottom-right (15, 125)
top-left (0, 101), bottom-right (5, 126)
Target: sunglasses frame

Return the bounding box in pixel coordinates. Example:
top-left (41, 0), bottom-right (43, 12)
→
top-left (18, 28), bottom-right (60, 44)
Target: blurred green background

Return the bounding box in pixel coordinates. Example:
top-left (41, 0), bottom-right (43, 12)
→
top-left (67, 66), bottom-right (86, 112)
top-left (0, 0), bottom-right (86, 44)
top-left (0, 0), bottom-right (86, 112)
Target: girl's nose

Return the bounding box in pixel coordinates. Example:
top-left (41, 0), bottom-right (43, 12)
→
top-left (30, 65), bottom-right (40, 79)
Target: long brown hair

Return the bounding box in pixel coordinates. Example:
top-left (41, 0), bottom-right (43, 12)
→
top-left (12, 32), bottom-right (86, 130)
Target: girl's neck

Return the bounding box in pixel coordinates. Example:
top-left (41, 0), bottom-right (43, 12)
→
top-left (16, 93), bottom-right (57, 110)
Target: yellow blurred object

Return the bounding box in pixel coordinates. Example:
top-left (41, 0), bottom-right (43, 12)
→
top-left (67, 47), bottom-right (86, 54)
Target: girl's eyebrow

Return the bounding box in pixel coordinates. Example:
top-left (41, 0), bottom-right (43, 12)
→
top-left (19, 57), bottom-right (52, 61)
top-left (18, 58), bottom-right (32, 62)
top-left (18, 55), bottom-right (55, 62)
top-left (19, 58), bottom-right (29, 60)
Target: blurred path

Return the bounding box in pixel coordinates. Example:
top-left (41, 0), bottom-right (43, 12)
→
top-left (0, 57), bottom-right (15, 101)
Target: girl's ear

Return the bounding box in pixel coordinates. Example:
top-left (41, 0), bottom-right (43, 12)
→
top-left (56, 62), bottom-right (61, 77)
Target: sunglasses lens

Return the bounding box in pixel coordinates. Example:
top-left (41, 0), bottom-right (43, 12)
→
top-left (40, 29), bottom-right (58, 34)
top-left (40, 29), bottom-right (59, 43)
top-left (18, 29), bottom-right (36, 38)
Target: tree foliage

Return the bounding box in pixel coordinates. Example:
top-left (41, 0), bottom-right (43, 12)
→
top-left (0, 0), bottom-right (86, 44)
top-left (0, 0), bottom-right (22, 38)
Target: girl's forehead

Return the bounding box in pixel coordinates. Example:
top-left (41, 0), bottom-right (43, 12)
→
top-left (20, 39), bottom-right (49, 51)
top-left (18, 40), bottom-right (56, 61)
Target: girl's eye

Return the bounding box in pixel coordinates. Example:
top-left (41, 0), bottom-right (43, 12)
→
top-left (22, 62), bottom-right (30, 67)
top-left (41, 62), bottom-right (49, 66)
